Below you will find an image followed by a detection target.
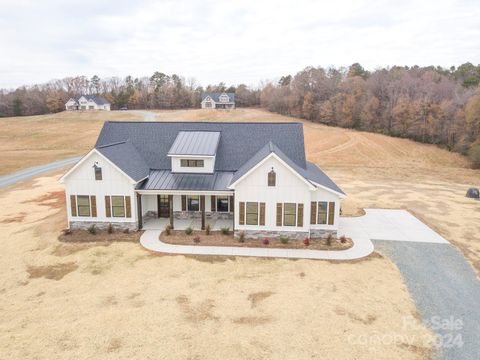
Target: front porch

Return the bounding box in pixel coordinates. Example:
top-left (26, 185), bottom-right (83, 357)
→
top-left (137, 192), bottom-right (234, 231)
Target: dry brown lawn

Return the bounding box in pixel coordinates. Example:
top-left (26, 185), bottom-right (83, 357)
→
top-left (0, 172), bottom-right (433, 359)
top-left (0, 110), bottom-right (142, 175)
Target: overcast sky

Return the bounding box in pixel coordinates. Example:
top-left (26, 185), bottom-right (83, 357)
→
top-left (1, 0), bottom-right (479, 89)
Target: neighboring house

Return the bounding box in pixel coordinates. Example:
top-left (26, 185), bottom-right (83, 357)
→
top-left (201, 92), bottom-right (235, 109)
top-left (60, 121), bottom-right (345, 239)
top-left (65, 95), bottom-right (111, 111)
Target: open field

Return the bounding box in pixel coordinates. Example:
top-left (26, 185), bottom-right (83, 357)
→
top-left (0, 172), bottom-right (433, 359)
top-left (0, 110), bottom-right (142, 175)
top-left (1, 108), bottom-right (479, 358)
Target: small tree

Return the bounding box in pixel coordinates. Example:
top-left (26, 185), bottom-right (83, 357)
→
top-left (468, 143), bottom-right (480, 168)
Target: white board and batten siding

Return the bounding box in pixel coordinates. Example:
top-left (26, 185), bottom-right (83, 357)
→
top-left (63, 151), bottom-right (137, 225)
top-left (233, 155), bottom-right (341, 233)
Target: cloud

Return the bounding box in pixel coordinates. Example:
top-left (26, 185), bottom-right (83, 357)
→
top-left (0, 0), bottom-right (479, 88)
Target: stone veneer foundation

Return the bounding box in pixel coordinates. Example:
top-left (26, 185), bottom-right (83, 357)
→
top-left (69, 221), bottom-right (137, 231)
top-left (234, 229), bottom-right (337, 240)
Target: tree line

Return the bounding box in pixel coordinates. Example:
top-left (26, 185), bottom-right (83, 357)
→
top-left (0, 73), bottom-right (261, 116)
top-left (0, 63), bottom-right (479, 165)
top-left (261, 63), bottom-right (480, 166)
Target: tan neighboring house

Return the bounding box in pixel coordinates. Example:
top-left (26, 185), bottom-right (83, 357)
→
top-left (65, 95), bottom-right (111, 111)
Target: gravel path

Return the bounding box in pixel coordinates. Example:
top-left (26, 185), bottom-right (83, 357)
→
top-left (374, 240), bottom-right (480, 360)
top-left (0, 156), bottom-right (82, 188)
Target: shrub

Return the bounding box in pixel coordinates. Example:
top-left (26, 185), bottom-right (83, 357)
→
top-left (205, 224), bottom-right (211, 235)
top-left (123, 228), bottom-right (130, 234)
top-left (63, 228), bottom-right (72, 236)
top-left (238, 231), bottom-right (245, 243)
top-left (221, 227), bottom-right (230, 235)
top-left (326, 234), bottom-right (333, 246)
top-left (262, 238), bottom-right (270, 246)
top-left (193, 236), bottom-right (201, 244)
top-left (88, 224), bottom-right (96, 235)
top-left (303, 237), bottom-right (310, 246)
top-left (279, 235), bottom-right (289, 244)
top-left (165, 224), bottom-right (172, 236)
top-left (339, 235), bottom-right (347, 244)
top-left (185, 227), bottom-right (193, 235)
top-left (107, 223), bottom-right (114, 234)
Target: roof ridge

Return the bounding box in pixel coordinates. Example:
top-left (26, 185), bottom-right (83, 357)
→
top-left (97, 140), bottom-right (127, 149)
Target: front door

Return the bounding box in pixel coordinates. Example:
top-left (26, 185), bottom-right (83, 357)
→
top-left (157, 195), bottom-right (170, 218)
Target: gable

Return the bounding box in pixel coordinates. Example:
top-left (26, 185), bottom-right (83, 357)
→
top-left (60, 149), bottom-right (137, 184)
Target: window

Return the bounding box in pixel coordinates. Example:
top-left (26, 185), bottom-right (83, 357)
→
top-left (268, 169), bottom-right (276, 186)
top-left (180, 159), bottom-right (204, 168)
top-left (77, 195), bottom-right (91, 217)
top-left (205, 101), bottom-right (212, 108)
top-left (188, 195), bottom-right (200, 211)
top-left (246, 202), bottom-right (258, 225)
top-left (88, 106), bottom-right (94, 110)
top-left (219, 95), bottom-right (229, 103)
top-left (283, 203), bottom-right (296, 226)
top-left (318, 202), bottom-right (328, 224)
top-left (94, 166), bottom-right (102, 180)
top-left (112, 196), bottom-right (125, 217)
top-left (328, 202), bottom-right (335, 225)
top-left (216, 196), bottom-right (229, 212)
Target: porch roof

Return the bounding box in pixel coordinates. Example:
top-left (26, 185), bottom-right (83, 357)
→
top-left (138, 170), bottom-right (234, 191)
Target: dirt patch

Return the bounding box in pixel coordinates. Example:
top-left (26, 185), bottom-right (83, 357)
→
top-left (27, 262), bottom-right (78, 280)
top-left (335, 307), bottom-right (377, 325)
top-left (161, 230), bottom-right (353, 251)
top-left (232, 316), bottom-right (273, 326)
top-left (51, 242), bottom-right (112, 256)
top-left (0, 212), bottom-right (27, 223)
top-left (24, 191), bottom-right (65, 209)
top-left (107, 338), bottom-right (122, 353)
top-left (248, 291), bottom-right (274, 308)
top-left (176, 295), bottom-right (219, 323)
top-left (59, 229), bottom-right (143, 243)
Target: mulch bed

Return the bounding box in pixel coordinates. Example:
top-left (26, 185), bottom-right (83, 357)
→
top-left (161, 230), bottom-right (353, 251)
top-left (59, 229), bottom-right (143, 243)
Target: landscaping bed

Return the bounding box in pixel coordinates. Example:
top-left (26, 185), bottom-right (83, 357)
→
top-left (59, 228), bottom-right (143, 243)
top-left (160, 230), bottom-right (353, 250)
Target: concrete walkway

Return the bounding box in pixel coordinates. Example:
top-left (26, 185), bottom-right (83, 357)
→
top-left (0, 156), bottom-right (82, 189)
top-left (140, 225), bottom-right (374, 260)
top-left (140, 209), bottom-right (448, 260)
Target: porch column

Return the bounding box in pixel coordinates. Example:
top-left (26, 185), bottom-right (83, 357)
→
top-left (200, 195), bottom-right (205, 230)
top-left (169, 195), bottom-right (174, 229)
top-left (137, 193), bottom-right (143, 230)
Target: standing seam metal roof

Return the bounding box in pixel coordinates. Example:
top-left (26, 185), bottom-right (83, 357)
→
top-left (168, 131), bottom-right (220, 156)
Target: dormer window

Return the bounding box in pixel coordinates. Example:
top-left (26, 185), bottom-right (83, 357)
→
top-left (268, 168), bottom-right (276, 186)
top-left (219, 94), bottom-right (229, 103)
top-left (181, 159), bottom-right (204, 168)
top-left (93, 163), bottom-right (102, 180)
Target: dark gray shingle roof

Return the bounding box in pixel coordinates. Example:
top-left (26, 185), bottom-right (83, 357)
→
top-left (168, 131), bottom-right (220, 156)
top-left (95, 121), bottom-right (306, 171)
top-left (75, 95), bottom-right (110, 105)
top-left (201, 92), bottom-right (235, 103)
top-left (139, 170), bottom-right (234, 191)
top-left (97, 140), bottom-right (149, 182)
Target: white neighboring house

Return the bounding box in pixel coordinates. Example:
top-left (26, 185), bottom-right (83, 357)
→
top-left (65, 95), bottom-right (111, 111)
top-left (201, 92), bottom-right (235, 109)
top-left (60, 121), bottom-right (345, 239)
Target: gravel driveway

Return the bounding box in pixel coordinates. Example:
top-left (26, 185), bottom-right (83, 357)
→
top-left (374, 240), bottom-right (480, 360)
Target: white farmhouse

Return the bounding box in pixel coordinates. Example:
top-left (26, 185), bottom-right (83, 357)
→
top-left (65, 95), bottom-right (111, 111)
top-left (201, 92), bottom-right (235, 109)
top-left (60, 121), bottom-right (345, 239)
